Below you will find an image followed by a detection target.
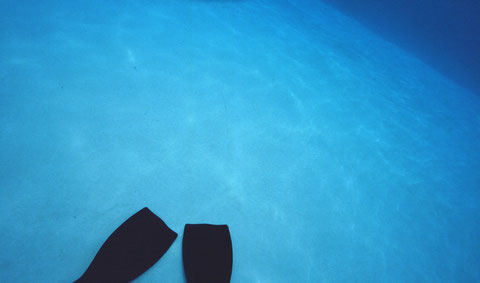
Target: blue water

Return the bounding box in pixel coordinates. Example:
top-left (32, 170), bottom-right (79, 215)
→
top-left (321, 0), bottom-right (480, 95)
top-left (1, 0), bottom-right (479, 282)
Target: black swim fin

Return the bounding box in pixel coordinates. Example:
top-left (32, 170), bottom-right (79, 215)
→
top-left (75, 207), bottom-right (177, 283)
top-left (182, 224), bottom-right (233, 283)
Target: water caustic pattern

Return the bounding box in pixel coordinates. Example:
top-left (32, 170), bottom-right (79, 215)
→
top-left (1, 0), bottom-right (480, 282)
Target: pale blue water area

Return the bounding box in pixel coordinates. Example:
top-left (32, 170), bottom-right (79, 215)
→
top-left (1, 0), bottom-right (480, 282)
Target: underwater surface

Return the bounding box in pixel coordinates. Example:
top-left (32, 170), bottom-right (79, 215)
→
top-left (1, 0), bottom-right (479, 282)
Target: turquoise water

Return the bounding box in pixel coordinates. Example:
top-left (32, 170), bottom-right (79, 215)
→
top-left (1, 0), bottom-right (479, 282)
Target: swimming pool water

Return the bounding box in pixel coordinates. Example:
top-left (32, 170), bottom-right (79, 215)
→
top-left (1, 0), bottom-right (479, 282)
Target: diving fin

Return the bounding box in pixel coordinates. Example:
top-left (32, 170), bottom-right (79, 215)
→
top-left (75, 207), bottom-right (177, 283)
top-left (182, 224), bottom-right (233, 283)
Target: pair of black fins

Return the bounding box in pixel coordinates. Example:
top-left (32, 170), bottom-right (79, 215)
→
top-left (75, 208), bottom-right (232, 283)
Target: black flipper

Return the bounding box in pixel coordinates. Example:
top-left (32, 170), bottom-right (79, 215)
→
top-left (182, 224), bottom-right (233, 283)
top-left (75, 207), bottom-right (177, 283)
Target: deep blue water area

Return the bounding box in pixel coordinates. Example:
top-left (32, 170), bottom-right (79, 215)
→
top-left (320, 0), bottom-right (480, 95)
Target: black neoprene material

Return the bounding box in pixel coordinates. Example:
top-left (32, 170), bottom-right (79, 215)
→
top-left (75, 207), bottom-right (177, 283)
top-left (182, 224), bottom-right (233, 283)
